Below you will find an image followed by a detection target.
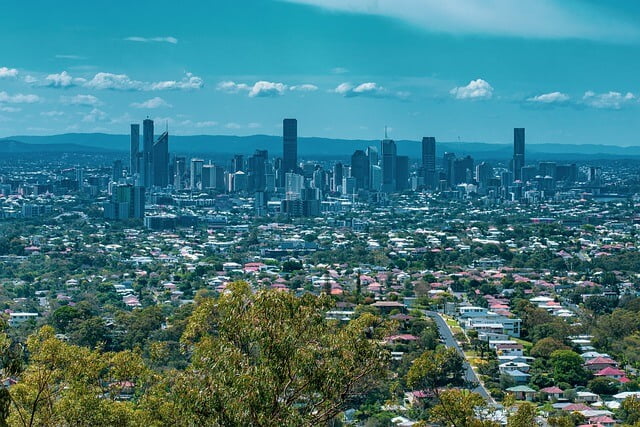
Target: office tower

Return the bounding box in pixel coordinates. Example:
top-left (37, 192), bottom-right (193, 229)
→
top-left (370, 165), bottom-right (382, 191)
top-left (282, 119), bottom-right (297, 175)
top-left (112, 160), bottom-right (123, 182)
top-left (190, 159), bottom-right (204, 190)
top-left (152, 131), bottom-right (169, 187)
top-left (312, 168), bottom-right (326, 192)
top-left (232, 154), bottom-right (244, 173)
top-left (520, 165), bottom-right (537, 183)
top-left (538, 162), bottom-right (557, 180)
top-left (248, 150), bottom-right (268, 192)
top-left (130, 124), bottom-right (140, 174)
top-left (133, 186), bottom-right (145, 218)
top-left (142, 118), bottom-right (154, 187)
top-left (232, 171), bottom-right (248, 192)
top-left (421, 137), bottom-right (436, 189)
top-left (443, 152), bottom-right (456, 187)
top-left (342, 176), bottom-right (356, 196)
top-left (395, 155), bottom-right (409, 191)
top-left (332, 162), bottom-right (343, 192)
top-left (255, 191), bottom-right (268, 217)
top-left (350, 150), bottom-right (368, 190)
top-left (381, 138), bottom-right (397, 192)
top-left (475, 162), bottom-right (494, 188)
top-left (366, 146), bottom-right (379, 190)
top-left (173, 156), bottom-right (186, 189)
top-left (513, 128), bottom-right (525, 181)
top-left (452, 156), bottom-right (474, 185)
top-left (104, 184), bottom-right (145, 220)
top-left (285, 172), bottom-right (304, 200)
top-left (202, 164), bottom-right (214, 189)
top-left (301, 162), bottom-right (316, 179)
top-left (556, 164), bottom-right (577, 183)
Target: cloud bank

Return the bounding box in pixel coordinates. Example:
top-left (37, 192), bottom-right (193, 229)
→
top-left (282, 0), bottom-right (639, 41)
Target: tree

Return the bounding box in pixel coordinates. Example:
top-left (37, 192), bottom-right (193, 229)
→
top-left (587, 377), bottom-right (619, 396)
top-left (620, 396), bottom-right (640, 425)
top-left (143, 281), bottom-right (392, 426)
top-left (549, 350), bottom-right (590, 386)
top-left (530, 337), bottom-right (570, 358)
top-left (406, 347), bottom-right (466, 393)
top-left (508, 402), bottom-right (537, 427)
top-left (429, 389), bottom-right (499, 427)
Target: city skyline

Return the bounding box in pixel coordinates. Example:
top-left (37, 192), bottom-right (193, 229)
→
top-left (1, 1), bottom-right (640, 145)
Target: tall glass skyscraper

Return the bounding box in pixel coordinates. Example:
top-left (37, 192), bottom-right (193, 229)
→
top-left (381, 138), bottom-right (397, 193)
top-left (130, 124), bottom-right (140, 174)
top-left (513, 128), bottom-right (525, 181)
top-left (421, 136), bottom-right (436, 189)
top-left (142, 118), bottom-right (154, 188)
top-left (152, 131), bottom-right (169, 188)
top-left (282, 119), bottom-right (297, 174)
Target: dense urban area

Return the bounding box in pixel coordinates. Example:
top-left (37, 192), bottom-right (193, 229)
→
top-left (2, 120), bottom-right (640, 426)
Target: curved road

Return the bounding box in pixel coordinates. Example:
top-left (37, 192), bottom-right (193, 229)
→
top-left (425, 310), bottom-right (494, 404)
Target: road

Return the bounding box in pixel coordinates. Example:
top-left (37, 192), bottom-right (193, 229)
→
top-left (425, 310), bottom-right (494, 404)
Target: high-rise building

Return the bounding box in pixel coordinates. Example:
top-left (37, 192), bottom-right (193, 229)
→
top-left (285, 172), bottom-right (304, 200)
top-left (152, 131), bottom-right (169, 187)
top-left (395, 155), bottom-right (409, 191)
top-left (112, 160), bottom-right (123, 182)
top-left (142, 118), bottom-right (154, 187)
top-left (282, 118), bottom-right (297, 175)
top-left (452, 156), bottom-right (474, 185)
top-left (475, 162), bottom-right (494, 188)
top-left (443, 152), bottom-right (456, 187)
top-left (173, 156), bottom-right (186, 189)
top-left (421, 137), bottom-right (436, 189)
top-left (232, 154), bottom-right (244, 173)
top-left (381, 138), bottom-right (397, 192)
top-left (513, 128), bottom-right (525, 181)
top-left (366, 146), bottom-right (379, 190)
top-left (370, 165), bottom-right (382, 191)
top-left (190, 159), bottom-right (204, 190)
top-left (350, 150), bottom-right (368, 190)
top-left (104, 184), bottom-right (145, 220)
top-left (248, 150), bottom-right (268, 192)
top-left (332, 162), bottom-right (343, 192)
top-left (130, 124), bottom-right (140, 174)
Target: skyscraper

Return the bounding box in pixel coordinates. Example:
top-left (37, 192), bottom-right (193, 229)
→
top-left (421, 137), bottom-right (436, 189)
top-left (381, 138), bottom-right (397, 193)
top-left (282, 119), bottom-right (297, 175)
top-left (513, 128), bottom-right (525, 181)
top-left (395, 155), bottom-right (409, 191)
top-left (130, 124), bottom-right (140, 174)
top-left (232, 154), bottom-right (244, 172)
top-left (350, 150), bottom-right (368, 190)
top-left (332, 162), bottom-right (343, 192)
top-left (248, 150), bottom-right (268, 192)
top-left (112, 160), bottom-right (123, 182)
top-left (190, 158), bottom-right (204, 190)
top-left (142, 118), bottom-right (154, 187)
top-left (152, 131), bottom-right (169, 187)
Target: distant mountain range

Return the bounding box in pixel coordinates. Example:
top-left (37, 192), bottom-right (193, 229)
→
top-left (2, 133), bottom-right (640, 160)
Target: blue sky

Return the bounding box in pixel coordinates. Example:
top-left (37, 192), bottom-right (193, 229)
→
top-left (0, 0), bottom-right (639, 145)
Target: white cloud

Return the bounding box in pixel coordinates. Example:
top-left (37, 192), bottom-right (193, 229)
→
top-left (249, 81), bottom-right (287, 97)
top-left (41, 111), bottom-right (64, 117)
top-left (61, 94), bottom-right (102, 106)
top-left (217, 81), bottom-right (251, 93)
top-left (582, 91), bottom-right (636, 109)
top-left (149, 73), bottom-right (203, 91)
top-left (282, 0), bottom-right (640, 41)
top-left (0, 106), bottom-right (21, 113)
top-left (85, 72), bottom-right (143, 90)
top-left (195, 120), bottom-right (219, 128)
top-left (45, 71), bottom-right (84, 88)
top-left (527, 91), bottom-right (570, 103)
top-left (82, 108), bottom-right (109, 123)
top-left (248, 122), bottom-right (261, 129)
top-left (334, 82), bottom-right (408, 99)
top-left (23, 75), bottom-right (37, 84)
top-left (84, 71), bottom-right (202, 91)
top-left (331, 67), bottom-right (349, 74)
top-left (55, 54), bottom-right (84, 60)
top-left (225, 122), bottom-right (242, 129)
top-left (124, 36), bottom-right (178, 44)
top-left (0, 67), bottom-right (18, 78)
top-left (0, 92), bottom-right (40, 104)
top-left (290, 84), bottom-right (319, 92)
top-left (450, 79), bottom-right (493, 100)
top-left (131, 97), bottom-right (172, 109)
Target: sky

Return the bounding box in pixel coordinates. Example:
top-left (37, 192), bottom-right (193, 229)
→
top-left (0, 0), bottom-right (640, 145)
